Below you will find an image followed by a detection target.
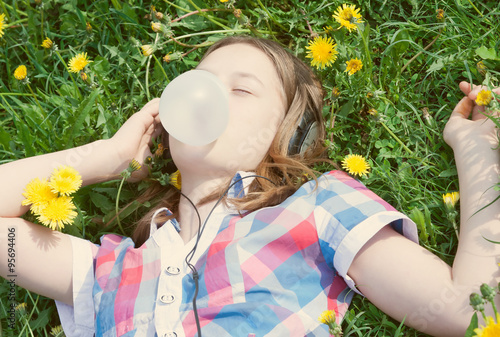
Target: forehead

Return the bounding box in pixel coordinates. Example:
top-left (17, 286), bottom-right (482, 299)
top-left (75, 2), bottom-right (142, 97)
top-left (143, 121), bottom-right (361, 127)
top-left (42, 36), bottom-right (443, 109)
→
top-left (197, 43), bottom-right (281, 86)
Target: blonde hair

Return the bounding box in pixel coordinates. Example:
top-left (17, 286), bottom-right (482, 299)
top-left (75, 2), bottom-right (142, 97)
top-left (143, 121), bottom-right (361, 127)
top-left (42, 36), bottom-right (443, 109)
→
top-left (132, 36), bottom-right (327, 246)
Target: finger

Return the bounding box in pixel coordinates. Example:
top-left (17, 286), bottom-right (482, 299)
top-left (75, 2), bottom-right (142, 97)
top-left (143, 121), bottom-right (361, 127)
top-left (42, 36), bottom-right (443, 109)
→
top-left (138, 98), bottom-right (160, 117)
top-left (459, 81), bottom-right (473, 96)
top-left (449, 96), bottom-right (474, 120)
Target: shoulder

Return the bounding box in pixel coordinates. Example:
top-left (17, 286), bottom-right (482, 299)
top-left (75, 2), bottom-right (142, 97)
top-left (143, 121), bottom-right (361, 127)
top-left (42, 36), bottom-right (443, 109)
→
top-left (295, 170), bottom-right (396, 212)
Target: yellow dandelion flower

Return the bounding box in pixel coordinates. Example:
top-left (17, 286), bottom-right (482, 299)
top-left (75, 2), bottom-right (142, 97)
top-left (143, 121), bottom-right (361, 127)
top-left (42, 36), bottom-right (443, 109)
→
top-left (305, 36), bottom-right (338, 69)
top-left (41, 37), bottom-right (53, 49)
top-left (50, 325), bottom-right (64, 336)
top-left (163, 53), bottom-right (171, 62)
top-left (141, 44), bottom-right (154, 56)
top-left (476, 89), bottom-right (492, 106)
top-left (37, 196), bottom-right (77, 230)
top-left (368, 108), bottom-right (378, 116)
top-left (332, 4), bottom-right (363, 32)
top-left (22, 178), bottom-right (58, 214)
top-left (49, 166), bottom-right (82, 196)
top-left (170, 170), bottom-right (182, 189)
top-left (342, 154), bottom-right (370, 177)
top-left (68, 52), bottom-right (91, 73)
top-left (0, 13), bottom-right (6, 38)
top-left (345, 58), bottom-right (363, 75)
top-left (220, 0), bottom-right (229, 2)
top-left (442, 191), bottom-right (459, 208)
top-left (474, 314), bottom-right (500, 337)
top-left (151, 22), bottom-right (162, 32)
top-left (86, 22), bottom-right (92, 32)
top-left (318, 310), bottom-right (336, 325)
top-left (15, 302), bottom-right (27, 312)
top-left (14, 65), bottom-right (27, 80)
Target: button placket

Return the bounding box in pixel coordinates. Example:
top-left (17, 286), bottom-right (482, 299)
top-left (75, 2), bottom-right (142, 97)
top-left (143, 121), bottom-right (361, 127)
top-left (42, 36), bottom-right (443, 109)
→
top-left (153, 220), bottom-right (186, 337)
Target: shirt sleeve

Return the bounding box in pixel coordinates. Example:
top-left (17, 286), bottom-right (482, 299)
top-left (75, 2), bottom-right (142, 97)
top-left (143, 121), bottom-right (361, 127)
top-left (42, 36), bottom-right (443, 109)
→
top-left (314, 170), bottom-right (418, 295)
top-left (55, 235), bottom-right (98, 337)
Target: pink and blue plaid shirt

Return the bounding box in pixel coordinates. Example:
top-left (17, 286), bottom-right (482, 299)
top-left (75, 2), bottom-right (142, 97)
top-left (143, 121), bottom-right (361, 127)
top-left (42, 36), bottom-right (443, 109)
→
top-left (56, 170), bottom-right (417, 337)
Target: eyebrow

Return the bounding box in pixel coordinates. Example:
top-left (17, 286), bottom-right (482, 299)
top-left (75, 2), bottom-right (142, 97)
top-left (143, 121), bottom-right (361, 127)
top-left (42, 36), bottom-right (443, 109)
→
top-left (232, 71), bottom-right (264, 88)
top-left (196, 66), bottom-right (265, 88)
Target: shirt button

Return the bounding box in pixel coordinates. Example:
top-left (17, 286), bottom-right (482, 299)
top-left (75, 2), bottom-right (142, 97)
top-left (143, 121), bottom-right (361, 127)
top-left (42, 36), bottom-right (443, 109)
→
top-left (163, 332), bottom-right (177, 337)
top-left (160, 294), bottom-right (175, 304)
top-left (166, 266), bottom-right (181, 275)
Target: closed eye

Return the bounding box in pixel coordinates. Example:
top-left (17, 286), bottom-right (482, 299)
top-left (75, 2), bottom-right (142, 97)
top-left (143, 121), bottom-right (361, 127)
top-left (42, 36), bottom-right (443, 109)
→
top-left (232, 88), bottom-right (252, 95)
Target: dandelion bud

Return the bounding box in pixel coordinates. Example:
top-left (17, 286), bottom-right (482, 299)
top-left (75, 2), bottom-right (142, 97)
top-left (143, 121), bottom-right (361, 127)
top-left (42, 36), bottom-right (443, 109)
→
top-left (331, 87), bottom-right (340, 99)
top-left (155, 12), bottom-right (164, 20)
top-left (151, 22), bottom-right (162, 32)
top-left (477, 61), bottom-right (487, 75)
top-left (141, 44), bottom-right (154, 56)
top-left (480, 283), bottom-right (497, 303)
top-left (35, 0), bottom-right (42, 4)
top-left (80, 72), bottom-right (88, 81)
top-left (41, 37), bottom-right (53, 49)
top-left (470, 293), bottom-right (485, 312)
top-left (436, 9), bottom-right (445, 21)
top-left (368, 108), bottom-right (378, 117)
top-left (86, 22), bottom-right (92, 32)
top-left (233, 8), bottom-right (242, 18)
top-left (442, 192), bottom-right (459, 209)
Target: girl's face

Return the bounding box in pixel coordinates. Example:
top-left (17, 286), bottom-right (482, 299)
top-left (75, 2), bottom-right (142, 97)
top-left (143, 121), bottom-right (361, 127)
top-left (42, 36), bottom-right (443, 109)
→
top-left (169, 43), bottom-right (286, 179)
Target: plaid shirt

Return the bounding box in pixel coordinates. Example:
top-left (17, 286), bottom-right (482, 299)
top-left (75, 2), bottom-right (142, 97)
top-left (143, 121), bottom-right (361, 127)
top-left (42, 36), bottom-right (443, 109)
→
top-left (56, 170), bottom-right (417, 337)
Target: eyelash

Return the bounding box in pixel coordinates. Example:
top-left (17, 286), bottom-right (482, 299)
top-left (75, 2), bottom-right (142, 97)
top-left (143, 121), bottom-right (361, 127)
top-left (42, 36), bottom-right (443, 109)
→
top-left (232, 88), bottom-right (252, 95)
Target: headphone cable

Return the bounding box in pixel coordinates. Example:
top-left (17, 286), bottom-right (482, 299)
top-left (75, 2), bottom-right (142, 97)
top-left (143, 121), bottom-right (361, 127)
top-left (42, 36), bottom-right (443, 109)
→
top-left (182, 175), bottom-right (277, 337)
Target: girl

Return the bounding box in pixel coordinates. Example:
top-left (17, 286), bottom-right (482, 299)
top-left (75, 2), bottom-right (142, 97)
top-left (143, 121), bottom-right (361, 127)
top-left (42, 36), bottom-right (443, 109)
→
top-left (1, 36), bottom-right (499, 337)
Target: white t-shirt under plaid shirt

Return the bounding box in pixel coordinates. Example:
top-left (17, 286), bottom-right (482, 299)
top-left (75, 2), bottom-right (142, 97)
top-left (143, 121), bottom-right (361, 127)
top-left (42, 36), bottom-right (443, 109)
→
top-left (56, 170), bottom-right (418, 336)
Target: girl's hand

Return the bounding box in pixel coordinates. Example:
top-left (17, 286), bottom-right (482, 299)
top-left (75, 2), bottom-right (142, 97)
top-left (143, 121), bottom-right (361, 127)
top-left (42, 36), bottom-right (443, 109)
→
top-left (107, 98), bottom-right (163, 181)
top-left (443, 81), bottom-right (499, 151)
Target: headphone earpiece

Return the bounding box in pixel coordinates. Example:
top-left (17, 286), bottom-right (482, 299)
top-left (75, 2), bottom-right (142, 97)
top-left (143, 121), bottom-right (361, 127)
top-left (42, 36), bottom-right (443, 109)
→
top-left (287, 111), bottom-right (319, 156)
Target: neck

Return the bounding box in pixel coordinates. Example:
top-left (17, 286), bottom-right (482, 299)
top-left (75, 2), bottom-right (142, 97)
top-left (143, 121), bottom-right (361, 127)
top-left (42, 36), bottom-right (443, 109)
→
top-left (176, 171), bottom-right (230, 243)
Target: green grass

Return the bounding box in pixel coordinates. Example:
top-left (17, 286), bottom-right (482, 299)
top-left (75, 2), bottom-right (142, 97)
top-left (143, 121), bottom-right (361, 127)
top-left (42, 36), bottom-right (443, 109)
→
top-left (1, 0), bottom-right (499, 335)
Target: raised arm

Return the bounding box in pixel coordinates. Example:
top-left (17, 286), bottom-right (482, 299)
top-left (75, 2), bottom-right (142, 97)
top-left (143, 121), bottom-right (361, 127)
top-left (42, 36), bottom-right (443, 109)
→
top-left (348, 82), bottom-right (500, 337)
top-left (0, 98), bottom-right (161, 304)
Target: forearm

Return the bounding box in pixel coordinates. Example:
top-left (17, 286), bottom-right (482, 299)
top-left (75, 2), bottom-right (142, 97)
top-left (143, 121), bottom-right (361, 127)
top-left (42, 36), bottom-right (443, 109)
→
top-left (452, 133), bottom-right (500, 287)
top-left (0, 139), bottom-right (126, 217)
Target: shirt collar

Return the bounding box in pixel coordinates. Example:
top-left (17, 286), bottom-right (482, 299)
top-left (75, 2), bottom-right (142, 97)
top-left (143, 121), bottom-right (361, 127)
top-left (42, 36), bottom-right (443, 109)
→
top-left (227, 171), bottom-right (257, 199)
top-left (149, 171), bottom-right (256, 238)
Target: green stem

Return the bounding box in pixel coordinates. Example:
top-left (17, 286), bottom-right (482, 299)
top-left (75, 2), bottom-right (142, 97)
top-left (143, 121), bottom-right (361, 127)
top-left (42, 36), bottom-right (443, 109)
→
top-left (40, 6), bottom-right (44, 40)
top-left (185, 0), bottom-right (231, 30)
top-left (466, 0), bottom-right (483, 17)
top-left (26, 83), bottom-right (44, 117)
top-left (115, 177), bottom-right (127, 235)
top-left (152, 54), bottom-right (170, 83)
top-left (54, 51), bottom-right (83, 100)
top-left (174, 28), bottom-right (255, 41)
top-left (358, 24), bottom-right (372, 76)
top-left (491, 299), bottom-right (499, 320)
top-left (380, 121), bottom-right (413, 154)
top-left (255, 0), bottom-right (287, 31)
top-left (145, 54), bottom-right (152, 101)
